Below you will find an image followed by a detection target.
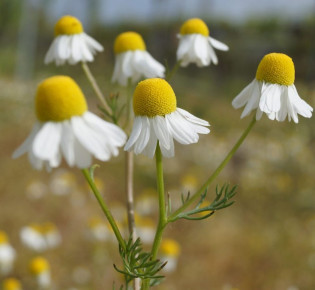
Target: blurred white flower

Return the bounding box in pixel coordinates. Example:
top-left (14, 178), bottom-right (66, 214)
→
top-left (29, 257), bottom-right (51, 289)
top-left (160, 239), bottom-right (181, 273)
top-left (45, 15), bottom-right (103, 66)
top-left (0, 231), bottom-right (16, 275)
top-left (26, 179), bottom-right (48, 200)
top-left (87, 217), bottom-right (112, 242)
top-left (135, 216), bottom-right (155, 244)
top-left (177, 18), bottom-right (228, 67)
top-left (232, 53), bottom-right (313, 122)
top-left (112, 32), bottom-right (165, 86)
top-left (20, 223), bottom-right (61, 252)
top-left (50, 169), bottom-right (77, 195)
top-left (135, 188), bottom-right (157, 216)
top-left (124, 78), bottom-right (210, 158)
top-left (13, 76), bottom-right (126, 170)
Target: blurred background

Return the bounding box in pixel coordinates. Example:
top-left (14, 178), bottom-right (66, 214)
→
top-left (1, 0), bottom-right (315, 289)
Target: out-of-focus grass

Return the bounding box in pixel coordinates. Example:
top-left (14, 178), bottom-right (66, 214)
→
top-left (1, 17), bottom-right (315, 289)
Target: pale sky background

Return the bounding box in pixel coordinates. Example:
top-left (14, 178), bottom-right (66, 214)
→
top-left (43, 0), bottom-right (315, 27)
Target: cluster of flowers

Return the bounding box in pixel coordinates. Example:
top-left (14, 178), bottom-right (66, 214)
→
top-left (13, 15), bottom-right (312, 172)
top-left (0, 231), bottom-right (51, 290)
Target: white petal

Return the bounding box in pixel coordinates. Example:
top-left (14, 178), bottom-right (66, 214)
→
top-left (60, 121), bottom-right (75, 166)
top-left (232, 79), bottom-right (256, 109)
top-left (207, 42), bottom-right (218, 65)
top-left (71, 116), bottom-right (111, 161)
top-left (290, 85), bottom-right (313, 118)
top-left (259, 83), bottom-right (281, 113)
top-left (134, 117), bottom-right (151, 154)
top-left (12, 122), bottom-right (41, 159)
top-left (82, 32), bottom-right (103, 52)
top-left (193, 35), bottom-right (210, 67)
top-left (160, 137), bottom-right (174, 158)
top-left (176, 36), bottom-right (191, 62)
top-left (240, 80), bottom-right (261, 118)
top-left (73, 136), bottom-right (92, 168)
top-left (176, 108), bottom-right (210, 126)
top-left (124, 117), bottom-right (143, 151)
top-left (209, 36), bottom-right (229, 51)
top-left (152, 116), bottom-right (170, 150)
top-left (139, 51), bottom-right (165, 78)
top-left (83, 112), bottom-right (126, 146)
top-left (141, 120), bottom-right (158, 158)
top-left (165, 111), bottom-right (198, 144)
top-left (70, 34), bottom-right (83, 64)
top-left (32, 122), bottom-right (62, 164)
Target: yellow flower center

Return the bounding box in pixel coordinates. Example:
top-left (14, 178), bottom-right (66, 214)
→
top-left (114, 32), bottom-right (146, 54)
top-left (133, 78), bottom-right (177, 117)
top-left (0, 231), bottom-right (8, 244)
top-left (2, 278), bottom-right (21, 290)
top-left (29, 257), bottom-right (50, 275)
top-left (180, 18), bottom-right (209, 37)
top-left (256, 53), bottom-right (295, 86)
top-left (160, 239), bottom-right (181, 257)
top-left (35, 76), bottom-right (87, 122)
top-left (54, 15), bottom-right (83, 36)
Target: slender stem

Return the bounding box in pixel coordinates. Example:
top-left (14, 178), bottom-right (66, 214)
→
top-left (168, 116), bottom-right (256, 221)
top-left (142, 144), bottom-right (168, 290)
top-left (123, 79), bottom-right (134, 131)
top-left (125, 151), bottom-right (141, 290)
top-left (166, 60), bottom-right (181, 82)
top-left (82, 169), bottom-right (126, 250)
top-left (81, 61), bottom-right (113, 115)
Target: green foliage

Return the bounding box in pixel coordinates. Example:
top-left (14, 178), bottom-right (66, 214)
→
top-left (114, 238), bottom-right (166, 287)
top-left (169, 183), bottom-right (237, 222)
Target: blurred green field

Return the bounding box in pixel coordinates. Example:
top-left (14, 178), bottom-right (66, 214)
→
top-left (1, 5), bottom-right (315, 290)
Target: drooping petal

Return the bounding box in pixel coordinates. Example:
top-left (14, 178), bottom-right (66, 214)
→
top-left (232, 79), bottom-right (256, 109)
top-left (32, 122), bottom-right (62, 166)
top-left (12, 122), bottom-right (42, 159)
top-left (60, 121), bottom-right (75, 167)
top-left (124, 117), bottom-right (143, 151)
top-left (134, 117), bottom-right (151, 154)
top-left (152, 116), bottom-right (170, 150)
top-left (209, 37), bottom-right (229, 51)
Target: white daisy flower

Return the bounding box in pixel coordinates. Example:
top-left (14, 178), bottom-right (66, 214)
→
top-left (112, 32), bottom-right (165, 86)
top-left (135, 216), bottom-right (155, 244)
top-left (2, 278), bottom-right (22, 290)
top-left (177, 18), bottom-right (229, 67)
top-left (124, 78), bottom-right (210, 158)
top-left (0, 231), bottom-right (16, 275)
top-left (29, 257), bottom-right (51, 289)
top-left (160, 239), bottom-right (181, 273)
top-left (12, 76), bottom-right (126, 171)
top-left (20, 225), bottom-right (47, 252)
top-left (232, 53), bottom-right (313, 123)
top-left (44, 15), bottom-right (103, 66)
top-left (87, 217), bottom-right (112, 242)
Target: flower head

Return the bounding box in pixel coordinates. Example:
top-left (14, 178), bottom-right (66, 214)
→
top-left (45, 15), bottom-right (103, 66)
top-left (177, 18), bottom-right (229, 67)
top-left (0, 231), bottom-right (16, 275)
top-left (13, 76), bottom-right (126, 170)
top-left (111, 31), bottom-right (165, 86)
top-left (29, 256), bottom-right (51, 288)
top-left (160, 239), bottom-right (181, 273)
top-left (2, 278), bottom-right (22, 290)
top-left (232, 53), bottom-right (313, 122)
top-left (124, 78), bottom-right (210, 158)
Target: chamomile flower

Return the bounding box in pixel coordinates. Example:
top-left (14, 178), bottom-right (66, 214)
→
top-left (177, 18), bottom-right (229, 67)
top-left (87, 217), bottom-right (111, 242)
top-left (160, 239), bottom-right (181, 273)
top-left (20, 225), bottom-right (47, 252)
top-left (112, 32), bottom-right (165, 86)
top-left (12, 76), bottom-right (126, 170)
top-left (44, 15), bottom-right (103, 66)
top-left (0, 231), bottom-right (16, 275)
top-left (2, 278), bottom-right (22, 290)
top-left (124, 78), bottom-right (210, 158)
top-left (29, 257), bottom-right (51, 288)
top-left (232, 53), bottom-right (313, 122)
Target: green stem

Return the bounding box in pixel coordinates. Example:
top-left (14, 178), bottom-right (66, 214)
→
top-left (142, 144), bottom-right (167, 290)
top-left (168, 116), bottom-right (256, 222)
top-left (82, 169), bottom-right (126, 250)
top-left (166, 60), bottom-right (181, 82)
top-left (81, 61), bottom-right (113, 116)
